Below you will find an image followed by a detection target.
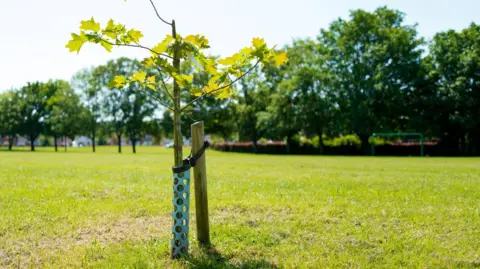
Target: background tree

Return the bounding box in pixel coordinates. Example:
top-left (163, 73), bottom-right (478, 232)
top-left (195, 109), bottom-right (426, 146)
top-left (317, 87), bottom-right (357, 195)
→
top-left (95, 58), bottom-right (141, 153)
top-left (122, 84), bottom-right (156, 153)
top-left (159, 110), bottom-right (174, 139)
top-left (427, 23), bottom-right (480, 155)
top-left (318, 7), bottom-right (424, 153)
top-left (0, 90), bottom-right (22, 151)
top-left (258, 81), bottom-right (301, 153)
top-left (277, 39), bottom-right (338, 153)
top-left (203, 101), bottom-right (237, 142)
top-left (46, 80), bottom-right (84, 152)
top-left (73, 68), bottom-right (103, 152)
top-left (181, 57), bottom-right (237, 142)
top-left (17, 82), bottom-right (55, 151)
top-left (143, 118), bottom-right (164, 145)
top-left (235, 66), bottom-right (270, 152)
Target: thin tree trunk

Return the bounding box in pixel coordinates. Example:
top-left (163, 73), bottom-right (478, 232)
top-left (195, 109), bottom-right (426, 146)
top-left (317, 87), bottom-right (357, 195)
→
top-left (318, 132), bottom-right (324, 155)
top-left (359, 134), bottom-right (370, 156)
top-left (132, 136), bottom-right (136, 154)
top-left (171, 19), bottom-right (186, 261)
top-left (252, 130), bottom-right (258, 154)
top-left (30, 135), bottom-right (35, 151)
top-left (8, 136), bottom-right (13, 151)
top-left (172, 20), bottom-right (183, 166)
top-left (92, 133), bottom-right (96, 153)
top-left (54, 134), bottom-right (58, 152)
top-left (64, 136), bottom-right (67, 152)
top-left (92, 119), bottom-right (96, 153)
top-left (118, 134), bottom-right (122, 153)
top-left (286, 134), bottom-right (293, 154)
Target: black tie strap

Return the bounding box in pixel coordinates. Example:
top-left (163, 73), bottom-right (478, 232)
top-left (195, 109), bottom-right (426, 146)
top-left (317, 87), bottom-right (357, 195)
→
top-left (172, 140), bottom-right (210, 173)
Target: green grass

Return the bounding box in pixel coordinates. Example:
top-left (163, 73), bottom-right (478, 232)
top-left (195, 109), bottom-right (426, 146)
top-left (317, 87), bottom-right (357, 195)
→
top-left (0, 146), bottom-right (479, 268)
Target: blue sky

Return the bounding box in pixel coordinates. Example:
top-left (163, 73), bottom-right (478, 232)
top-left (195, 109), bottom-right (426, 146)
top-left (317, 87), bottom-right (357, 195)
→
top-left (0, 0), bottom-right (478, 91)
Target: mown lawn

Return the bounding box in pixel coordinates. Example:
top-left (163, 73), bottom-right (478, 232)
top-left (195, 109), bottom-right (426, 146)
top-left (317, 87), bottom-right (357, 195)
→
top-left (0, 146), bottom-right (479, 268)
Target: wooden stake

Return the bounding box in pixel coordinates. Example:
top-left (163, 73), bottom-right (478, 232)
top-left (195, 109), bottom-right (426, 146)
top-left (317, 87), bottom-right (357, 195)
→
top-left (191, 121), bottom-right (211, 246)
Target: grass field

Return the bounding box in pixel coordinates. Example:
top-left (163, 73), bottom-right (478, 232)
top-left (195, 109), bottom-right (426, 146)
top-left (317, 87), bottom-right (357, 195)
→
top-left (0, 147), bottom-right (479, 268)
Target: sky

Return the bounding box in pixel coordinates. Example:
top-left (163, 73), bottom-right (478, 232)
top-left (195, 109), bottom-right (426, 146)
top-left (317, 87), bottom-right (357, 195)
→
top-left (0, 0), bottom-right (478, 91)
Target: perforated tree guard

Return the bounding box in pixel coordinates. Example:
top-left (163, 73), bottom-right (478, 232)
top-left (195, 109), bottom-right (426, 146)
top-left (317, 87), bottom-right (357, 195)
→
top-left (171, 169), bottom-right (190, 258)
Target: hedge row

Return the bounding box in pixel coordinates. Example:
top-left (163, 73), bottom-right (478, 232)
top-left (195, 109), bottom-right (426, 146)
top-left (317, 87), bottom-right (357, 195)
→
top-left (211, 141), bottom-right (462, 156)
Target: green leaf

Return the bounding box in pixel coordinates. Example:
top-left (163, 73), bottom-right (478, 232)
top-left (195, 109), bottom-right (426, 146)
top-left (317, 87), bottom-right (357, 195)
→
top-left (205, 59), bottom-right (218, 75)
top-left (274, 51), bottom-right (288, 67)
top-left (252, 37), bottom-right (265, 49)
top-left (100, 40), bottom-right (113, 52)
top-left (154, 57), bottom-right (176, 74)
top-left (85, 33), bottom-right (101, 42)
top-left (201, 76), bottom-right (233, 99)
top-left (240, 47), bottom-right (253, 56)
top-left (190, 87), bottom-right (203, 97)
top-left (131, 71), bottom-right (147, 83)
top-left (152, 35), bottom-right (174, 55)
top-left (142, 57), bottom-right (156, 69)
top-left (184, 35), bottom-right (198, 45)
top-left (184, 34), bottom-right (210, 49)
top-left (66, 32), bottom-right (87, 54)
top-left (182, 74), bottom-right (194, 83)
top-left (103, 19), bottom-right (118, 39)
top-left (215, 85), bottom-right (233, 99)
top-left (109, 75), bottom-right (127, 88)
top-left (152, 43), bottom-right (167, 55)
top-left (128, 29), bottom-right (144, 43)
top-left (80, 17), bottom-right (100, 32)
top-left (218, 57), bottom-right (236, 65)
top-left (147, 76), bottom-right (156, 83)
top-left (171, 73), bottom-right (184, 87)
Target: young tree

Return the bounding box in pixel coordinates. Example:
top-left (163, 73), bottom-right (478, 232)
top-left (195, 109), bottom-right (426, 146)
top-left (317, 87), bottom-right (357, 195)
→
top-left (66, 0), bottom-right (286, 257)
top-left (66, 0), bottom-right (286, 163)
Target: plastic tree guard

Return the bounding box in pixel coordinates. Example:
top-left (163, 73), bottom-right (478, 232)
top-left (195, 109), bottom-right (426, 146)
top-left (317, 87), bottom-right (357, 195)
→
top-left (171, 169), bottom-right (191, 258)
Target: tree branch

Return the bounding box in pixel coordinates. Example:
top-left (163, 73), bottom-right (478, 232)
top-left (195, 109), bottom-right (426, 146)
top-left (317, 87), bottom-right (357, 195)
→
top-left (145, 90), bottom-right (174, 111)
top-left (154, 66), bottom-right (175, 101)
top-left (181, 60), bottom-right (260, 111)
top-left (101, 38), bottom-right (173, 59)
top-left (148, 0), bottom-right (172, 26)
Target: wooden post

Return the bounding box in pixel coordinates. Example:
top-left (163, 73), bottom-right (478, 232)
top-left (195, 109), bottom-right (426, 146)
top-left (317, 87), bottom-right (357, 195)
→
top-left (191, 121), bottom-right (211, 246)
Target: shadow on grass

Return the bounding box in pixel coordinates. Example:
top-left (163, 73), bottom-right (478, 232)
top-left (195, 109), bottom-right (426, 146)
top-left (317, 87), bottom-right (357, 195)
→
top-left (182, 246), bottom-right (280, 269)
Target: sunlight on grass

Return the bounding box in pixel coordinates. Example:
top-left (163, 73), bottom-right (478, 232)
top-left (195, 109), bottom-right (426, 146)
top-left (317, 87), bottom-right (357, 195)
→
top-left (0, 147), bottom-right (479, 268)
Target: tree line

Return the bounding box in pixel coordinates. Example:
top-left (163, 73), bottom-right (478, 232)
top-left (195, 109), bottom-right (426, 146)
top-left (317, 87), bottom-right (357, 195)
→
top-left (1, 7), bottom-right (479, 155)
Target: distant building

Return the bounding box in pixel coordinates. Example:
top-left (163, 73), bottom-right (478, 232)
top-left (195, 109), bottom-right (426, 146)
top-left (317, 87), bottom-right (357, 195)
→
top-left (0, 136), bottom-right (33, 146)
top-left (73, 136), bottom-right (92, 147)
